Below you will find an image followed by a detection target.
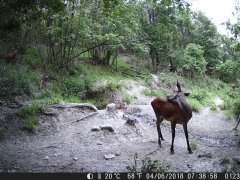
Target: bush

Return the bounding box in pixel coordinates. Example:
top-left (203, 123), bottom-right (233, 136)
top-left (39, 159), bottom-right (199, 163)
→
top-left (180, 43), bottom-right (207, 77)
top-left (216, 60), bottom-right (238, 83)
top-left (15, 102), bottom-right (45, 118)
top-left (0, 63), bottom-right (39, 98)
top-left (142, 88), bottom-right (160, 96)
top-left (21, 46), bottom-right (41, 69)
top-left (123, 94), bottom-right (134, 104)
top-left (22, 116), bottom-right (38, 132)
top-left (126, 153), bottom-right (170, 173)
top-left (188, 98), bottom-right (202, 112)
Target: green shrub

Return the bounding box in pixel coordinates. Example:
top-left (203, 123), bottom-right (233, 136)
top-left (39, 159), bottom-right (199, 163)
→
top-left (216, 60), bottom-right (238, 83)
top-left (126, 153), bottom-right (170, 173)
top-left (188, 98), bottom-right (202, 112)
top-left (142, 88), bottom-right (160, 96)
top-left (141, 157), bottom-right (170, 173)
top-left (180, 43), bottom-right (207, 77)
top-left (123, 94), bottom-right (134, 104)
top-left (106, 80), bottom-right (122, 91)
top-left (21, 46), bottom-right (41, 68)
top-left (210, 104), bottom-right (217, 111)
top-left (15, 102), bottom-right (44, 118)
top-left (22, 116), bottom-right (38, 132)
top-left (190, 141), bottom-right (198, 151)
top-left (0, 63), bottom-right (39, 98)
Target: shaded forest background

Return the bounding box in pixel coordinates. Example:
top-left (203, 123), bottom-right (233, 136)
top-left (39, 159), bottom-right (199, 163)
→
top-left (0, 0), bottom-right (240, 132)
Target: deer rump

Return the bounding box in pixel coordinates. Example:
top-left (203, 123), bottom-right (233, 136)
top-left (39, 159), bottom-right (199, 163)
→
top-left (152, 96), bottom-right (192, 124)
top-left (151, 84), bottom-right (193, 154)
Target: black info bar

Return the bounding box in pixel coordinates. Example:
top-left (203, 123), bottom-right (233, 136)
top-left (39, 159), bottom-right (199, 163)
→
top-left (1, 172), bottom-right (239, 180)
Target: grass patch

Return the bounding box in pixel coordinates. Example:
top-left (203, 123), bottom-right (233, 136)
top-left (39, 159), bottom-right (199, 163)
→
top-left (0, 63), bottom-right (39, 98)
top-left (141, 157), bottom-right (171, 173)
top-left (123, 94), bottom-right (134, 104)
top-left (15, 102), bottom-right (45, 118)
top-left (187, 98), bottom-right (202, 112)
top-left (190, 140), bottom-right (198, 151)
top-left (126, 153), bottom-right (170, 173)
top-left (22, 116), bottom-right (39, 132)
top-left (142, 88), bottom-right (160, 97)
top-left (87, 96), bottom-right (108, 110)
top-left (21, 46), bottom-right (41, 69)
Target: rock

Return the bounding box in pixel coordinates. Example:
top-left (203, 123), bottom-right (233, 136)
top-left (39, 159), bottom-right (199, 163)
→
top-left (43, 156), bottom-right (49, 160)
top-left (125, 106), bottom-right (142, 114)
top-left (187, 164), bottom-right (192, 168)
top-left (115, 152), bottom-right (121, 156)
top-left (97, 142), bottom-right (103, 145)
top-left (7, 169), bottom-right (17, 173)
top-left (73, 157), bottom-right (78, 161)
top-left (123, 114), bottom-right (138, 126)
top-left (104, 154), bottom-right (116, 160)
top-left (106, 103), bottom-right (117, 112)
top-left (100, 125), bottom-right (114, 132)
top-left (115, 102), bottom-right (127, 109)
top-left (91, 126), bottom-right (101, 132)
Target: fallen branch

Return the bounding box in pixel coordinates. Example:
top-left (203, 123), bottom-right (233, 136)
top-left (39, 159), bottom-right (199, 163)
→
top-left (48, 103), bottom-right (98, 111)
top-left (122, 71), bottom-right (145, 78)
top-left (71, 112), bottom-right (99, 123)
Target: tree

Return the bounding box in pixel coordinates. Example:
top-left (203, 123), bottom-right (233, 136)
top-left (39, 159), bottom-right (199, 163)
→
top-left (192, 12), bottom-right (222, 76)
top-left (180, 43), bottom-right (207, 78)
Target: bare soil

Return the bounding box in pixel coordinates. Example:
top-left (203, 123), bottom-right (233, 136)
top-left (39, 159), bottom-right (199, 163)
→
top-left (0, 80), bottom-right (239, 173)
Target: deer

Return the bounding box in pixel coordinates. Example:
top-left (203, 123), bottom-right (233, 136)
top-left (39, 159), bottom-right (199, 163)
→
top-left (5, 51), bottom-right (16, 63)
top-left (151, 80), bottom-right (193, 154)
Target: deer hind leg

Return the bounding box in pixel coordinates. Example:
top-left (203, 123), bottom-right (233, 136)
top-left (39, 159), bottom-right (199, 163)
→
top-left (156, 117), bottom-right (164, 147)
top-left (170, 122), bottom-right (176, 154)
top-left (233, 115), bottom-right (240, 131)
top-left (183, 124), bottom-right (193, 154)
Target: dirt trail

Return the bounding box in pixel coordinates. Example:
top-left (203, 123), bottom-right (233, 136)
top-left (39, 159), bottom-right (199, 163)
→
top-left (0, 80), bottom-right (239, 173)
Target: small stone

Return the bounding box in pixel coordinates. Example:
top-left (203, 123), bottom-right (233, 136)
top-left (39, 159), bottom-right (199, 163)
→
top-left (187, 164), bottom-right (192, 168)
top-left (43, 156), bottom-right (49, 160)
top-left (123, 114), bottom-right (138, 126)
top-left (91, 127), bottom-right (101, 132)
top-left (73, 157), bottom-right (78, 161)
top-left (100, 125), bottom-right (114, 132)
top-left (97, 142), bottom-right (103, 145)
top-left (115, 152), bottom-right (121, 156)
top-left (7, 169), bottom-right (17, 173)
top-left (198, 153), bottom-right (212, 158)
top-left (106, 103), bottom-right (117, 112)
top-left (104, 154), bottom-right (116, 160)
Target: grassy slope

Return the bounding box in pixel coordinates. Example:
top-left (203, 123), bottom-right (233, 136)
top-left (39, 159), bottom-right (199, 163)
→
top-left (1, 47), bottom-right (238, 131)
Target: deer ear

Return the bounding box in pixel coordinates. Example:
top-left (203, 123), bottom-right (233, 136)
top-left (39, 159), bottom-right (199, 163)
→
top-left (177, 80), bottom-right (182, 91)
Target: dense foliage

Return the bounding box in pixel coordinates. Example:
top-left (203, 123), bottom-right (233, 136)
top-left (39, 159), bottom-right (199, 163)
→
top-left (0, 0), bottom-right (240, 119)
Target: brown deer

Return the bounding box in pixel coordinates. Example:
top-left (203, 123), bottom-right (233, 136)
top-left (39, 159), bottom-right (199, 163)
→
top-left (5, 51), bottom-right (17, 63)
top-left (151, 80), bottom-right (193, 154)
